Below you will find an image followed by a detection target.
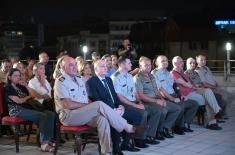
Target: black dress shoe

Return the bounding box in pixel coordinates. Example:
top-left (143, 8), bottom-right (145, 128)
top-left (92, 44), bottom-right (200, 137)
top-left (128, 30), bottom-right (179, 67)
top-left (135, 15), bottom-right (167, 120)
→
top-left (113, 149), bottom-right (124, 155)
top-left (162, 128), bottom-right (174, 138)
top-left (174, 127), bottom-right (185, 135)
top-left (121, 144), bottom-right (140, 152)
top-left (183, 127), bottom-right (194, 132)
top-left (145, 137), bottom-right (160, 145)
top-left (134, 139), bottom-right (149, 148)
top-left (155, 132), bottom-right (165, 140)
top-left (206, 123), bottom-right (222, 130)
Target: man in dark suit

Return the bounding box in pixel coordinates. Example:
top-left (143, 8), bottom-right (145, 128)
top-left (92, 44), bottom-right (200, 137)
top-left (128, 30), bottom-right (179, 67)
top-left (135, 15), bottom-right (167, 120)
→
top-left (87, 60), bottom-right (149, 155)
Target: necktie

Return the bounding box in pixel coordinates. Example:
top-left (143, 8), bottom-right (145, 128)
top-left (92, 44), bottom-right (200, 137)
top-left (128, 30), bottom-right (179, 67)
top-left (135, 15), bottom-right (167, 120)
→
top-left (102, 79), bottom-right (115, 104)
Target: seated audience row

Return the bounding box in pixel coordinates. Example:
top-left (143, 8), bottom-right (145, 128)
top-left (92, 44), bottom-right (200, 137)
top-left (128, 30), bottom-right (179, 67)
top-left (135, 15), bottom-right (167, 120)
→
top-left (1, 49), bottom-right (234, 155)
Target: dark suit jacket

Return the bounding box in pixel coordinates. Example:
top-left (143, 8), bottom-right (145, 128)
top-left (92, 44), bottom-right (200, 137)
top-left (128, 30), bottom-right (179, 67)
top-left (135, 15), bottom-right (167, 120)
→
top-left (86, 76), bottom-right (120, 108)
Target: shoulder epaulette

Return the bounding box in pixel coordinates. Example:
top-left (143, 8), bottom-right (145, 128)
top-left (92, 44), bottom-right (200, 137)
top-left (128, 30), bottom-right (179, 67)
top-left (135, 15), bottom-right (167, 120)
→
top-left (58, 76), bottom-right (65, 82)
top-left (113, 71), bottom-right (120, 77)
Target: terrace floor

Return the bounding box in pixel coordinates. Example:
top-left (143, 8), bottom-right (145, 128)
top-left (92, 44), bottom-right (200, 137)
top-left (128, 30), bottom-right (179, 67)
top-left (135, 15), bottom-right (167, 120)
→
top-left (0, 101), bottom-right (235, 155)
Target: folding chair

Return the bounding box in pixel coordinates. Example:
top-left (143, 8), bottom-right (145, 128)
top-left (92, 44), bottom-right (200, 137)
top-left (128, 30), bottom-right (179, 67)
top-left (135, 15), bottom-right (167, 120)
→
top-left (54, 123), bottom-right (100, 155)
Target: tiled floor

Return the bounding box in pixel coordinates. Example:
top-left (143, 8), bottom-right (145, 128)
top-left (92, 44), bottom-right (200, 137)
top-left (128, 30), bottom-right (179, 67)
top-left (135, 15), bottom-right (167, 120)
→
top-left (1, 102), bottom-right (235, 155)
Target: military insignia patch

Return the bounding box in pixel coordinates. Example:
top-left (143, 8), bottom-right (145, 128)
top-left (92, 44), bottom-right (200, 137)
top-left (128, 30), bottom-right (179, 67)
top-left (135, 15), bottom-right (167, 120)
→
top-left (59, 76), bottom-right (65, 82)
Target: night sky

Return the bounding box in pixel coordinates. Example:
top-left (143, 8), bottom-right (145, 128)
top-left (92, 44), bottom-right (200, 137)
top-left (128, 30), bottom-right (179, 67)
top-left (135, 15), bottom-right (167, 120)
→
top-left (2, 0), bottom-right (235, 23)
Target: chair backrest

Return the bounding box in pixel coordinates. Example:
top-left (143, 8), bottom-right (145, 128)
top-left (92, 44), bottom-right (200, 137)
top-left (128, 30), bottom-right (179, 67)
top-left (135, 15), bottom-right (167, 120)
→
top-left (0, 83), bottom-right (8, 116)
top-left (173, 82), bottom-right (181, 98)
top-left (0, 83), bottom-right (4, 114)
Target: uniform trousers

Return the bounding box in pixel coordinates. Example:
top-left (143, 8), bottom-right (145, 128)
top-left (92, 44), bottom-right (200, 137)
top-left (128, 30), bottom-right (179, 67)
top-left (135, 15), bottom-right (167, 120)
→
top-left (150, 101), bottom-right (181, 132)
top-left (171, 94), bottom-right (199, 127)
top-left (60, 101), bottom-right (130, 154)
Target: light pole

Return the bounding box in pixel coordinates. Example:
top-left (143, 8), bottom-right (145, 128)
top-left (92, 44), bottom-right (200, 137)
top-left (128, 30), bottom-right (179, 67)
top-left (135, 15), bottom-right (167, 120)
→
top-left (225, 42), bottom-right (232, 76)
top-left (82, 45), bottom-right (88, 61)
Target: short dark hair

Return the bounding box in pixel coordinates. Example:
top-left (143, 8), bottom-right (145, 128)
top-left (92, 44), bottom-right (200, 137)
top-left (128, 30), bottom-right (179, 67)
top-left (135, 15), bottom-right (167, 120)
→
top-left (196, 54), bottom-right (206, 59)
top-left (117, 56), bottom-right (129, 65)
top-left (7, 68), bottom-right (20, 84)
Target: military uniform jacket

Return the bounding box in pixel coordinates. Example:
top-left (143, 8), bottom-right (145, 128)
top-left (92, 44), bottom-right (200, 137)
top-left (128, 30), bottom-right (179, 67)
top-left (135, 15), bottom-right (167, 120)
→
top-left (111, 70), bottom-right (136, 102)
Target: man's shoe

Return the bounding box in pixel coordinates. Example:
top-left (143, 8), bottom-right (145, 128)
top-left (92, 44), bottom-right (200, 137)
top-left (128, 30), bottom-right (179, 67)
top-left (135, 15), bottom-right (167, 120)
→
top-left (120, 144), bottom-right (140, 152)
top-left (183, 127), bottom-right (194, 132)
top-left (174, 127), bottom-right (185, 135)
top-left (145, 137), bottom-right (160, 145)
top-left (155, 132), bottom-right (165, 140)
top-left (134, 139), bottom-right (149, 148)
top-left (162, 128), bottom-right (174, 138)
top-left (206, 124), bottom-right (222, 130)
top-left (113, 149), bottom-right (124, 155)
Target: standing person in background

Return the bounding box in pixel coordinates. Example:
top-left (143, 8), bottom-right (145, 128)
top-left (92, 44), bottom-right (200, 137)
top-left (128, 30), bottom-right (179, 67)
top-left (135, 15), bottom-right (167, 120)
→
top-left (118, 39), bottom-right (139, 76)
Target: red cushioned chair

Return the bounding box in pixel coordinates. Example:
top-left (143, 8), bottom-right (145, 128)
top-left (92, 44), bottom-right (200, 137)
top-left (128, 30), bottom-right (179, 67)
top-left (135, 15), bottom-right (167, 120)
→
top-left (53, 115), bottom-right (100, 155)
top-left (0, 83), bottom-right (38, 153)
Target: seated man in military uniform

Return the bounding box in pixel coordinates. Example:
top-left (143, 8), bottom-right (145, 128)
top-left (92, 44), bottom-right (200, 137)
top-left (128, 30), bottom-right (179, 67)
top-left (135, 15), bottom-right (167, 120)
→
top-left (196, 54), bottom-right (234, 119)
top-left (111, 56), bottom-right (160, 148)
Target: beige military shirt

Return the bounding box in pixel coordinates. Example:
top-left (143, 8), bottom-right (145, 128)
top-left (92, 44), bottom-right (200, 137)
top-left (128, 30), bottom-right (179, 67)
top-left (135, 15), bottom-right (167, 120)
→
top-left (134, 71), bottom-right (158, 98)
top-left (195, 66), bottom-right (217, 86)
top-left (54, 73), bottom-right (88, 118)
